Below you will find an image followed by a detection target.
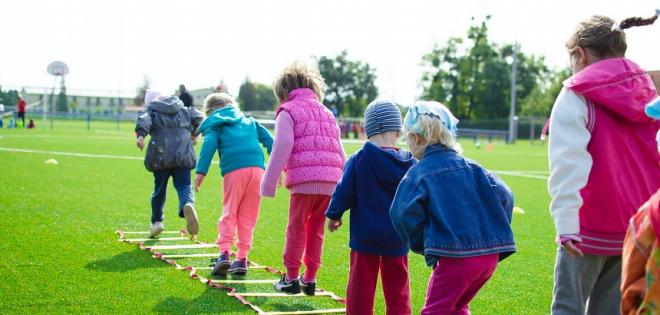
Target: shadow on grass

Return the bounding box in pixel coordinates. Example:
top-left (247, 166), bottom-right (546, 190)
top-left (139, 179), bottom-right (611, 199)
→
top-left (153, 288), bottom-right (245, 314)
top-left (85, 248), bottom-right (168, 272)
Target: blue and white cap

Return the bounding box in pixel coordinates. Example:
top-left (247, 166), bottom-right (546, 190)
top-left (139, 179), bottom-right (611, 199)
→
top-left (363, 99), bottom-right (402, 138)
top-left (646, 96), bottom-right (660, 119)
top-left (404, 101), bottom-right (459, 136)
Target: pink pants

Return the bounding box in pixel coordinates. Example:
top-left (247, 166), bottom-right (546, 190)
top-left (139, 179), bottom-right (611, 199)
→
top-left (422, 254), bottom-right (499, 315)
top-left (217, 167), bottom-right (264, 259)
top-left (346, 250), bottom-right (412, 315)
top-left (283, 194), bottom-right (330, 282)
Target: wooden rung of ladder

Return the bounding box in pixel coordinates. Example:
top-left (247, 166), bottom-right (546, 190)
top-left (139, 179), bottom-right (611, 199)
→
top-left (229, 292), bottom-right (336, 297)
top-left (143, 243), bottom-right (217, 250)
top-left (161, 253), bottom-right (219, 258)
top-left (121, 237), bottom-right (188, 242)
top-left (209, 279), bottom-right (279, 284)
top-left (260, 309), bottom-right (346, 315)
top-left (193, 266), bottom-right (268, 270)
top-left (119, 231), bottom-right (182, 235)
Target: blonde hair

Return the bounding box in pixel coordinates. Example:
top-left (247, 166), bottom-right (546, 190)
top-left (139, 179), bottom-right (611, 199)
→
top-left (566, 14), bottom-right (657, 58)
top-left (406, 114), bottom-right (462, 154)
top-left (203, 92), bottom-right (235, 115)
top-left (273, 61), bottom-right (325, 102)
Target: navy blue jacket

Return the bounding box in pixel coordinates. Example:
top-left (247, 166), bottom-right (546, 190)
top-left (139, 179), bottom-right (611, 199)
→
top-left (390, 144), bottom-right (516, 267)
top-left (326, 141), bottom-right (416, 256)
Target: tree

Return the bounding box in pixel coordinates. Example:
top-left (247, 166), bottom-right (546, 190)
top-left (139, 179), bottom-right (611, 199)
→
top-left (420, 17), bottom-right (553, 119)
top-left (238, 78), bottom-right (258, 111)
top-left (238, 79), bottom-right (277, 111)
top-left (521, 68), bottom-right (570, 118)
top-left (0, 86), bottom-right (19, 108)
top-left (317, 50), bottom-right (378, 117)
top-left (254, 83), bottom-right (277, 111)
top-left (56, 83), bottom-right (68, 112)
top-left (134, 76), bottom-right (150, 106)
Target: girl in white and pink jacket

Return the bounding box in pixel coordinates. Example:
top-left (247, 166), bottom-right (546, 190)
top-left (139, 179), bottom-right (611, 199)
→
top-left (548, 13), bottom-right (660, 314)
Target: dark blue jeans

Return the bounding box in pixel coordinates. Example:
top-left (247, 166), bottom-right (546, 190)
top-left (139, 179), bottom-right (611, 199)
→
top-left (151, 167), bottom-right (194, 224)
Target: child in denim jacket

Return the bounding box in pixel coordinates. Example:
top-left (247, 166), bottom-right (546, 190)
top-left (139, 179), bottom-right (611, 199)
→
top-left (390, 101), bottom-right (515, 315)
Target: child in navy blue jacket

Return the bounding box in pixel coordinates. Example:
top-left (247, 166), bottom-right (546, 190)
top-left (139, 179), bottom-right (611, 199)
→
top-left (390, 101), bottom-right (515, 315)
top-left (326, 100), bottom-right (415, 315)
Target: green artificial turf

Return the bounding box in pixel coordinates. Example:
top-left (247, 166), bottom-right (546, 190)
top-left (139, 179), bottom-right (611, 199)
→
top-left (0, 121), bottom-right (555, 314)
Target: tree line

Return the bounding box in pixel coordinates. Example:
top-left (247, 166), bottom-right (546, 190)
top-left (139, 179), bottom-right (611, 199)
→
top-left (234, 17), bottom-right (563, 119)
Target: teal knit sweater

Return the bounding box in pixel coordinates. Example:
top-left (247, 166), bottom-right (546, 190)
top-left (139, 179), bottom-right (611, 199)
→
top-left (196, 105), bottom-right (273, 176)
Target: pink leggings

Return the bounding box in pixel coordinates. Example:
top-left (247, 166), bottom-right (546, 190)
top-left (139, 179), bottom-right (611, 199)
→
top-left (282, 194), bottom-right (330, 282)
top-left (346, 251), bottom-right (411, 315)
top-left (217, 167), bottom-right (264, 259)
top-left (422, 254), bottom-right (499, 315)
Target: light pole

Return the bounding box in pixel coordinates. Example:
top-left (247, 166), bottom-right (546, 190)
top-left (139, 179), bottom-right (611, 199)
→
top-left (508, 43), bottom-right (518, 143)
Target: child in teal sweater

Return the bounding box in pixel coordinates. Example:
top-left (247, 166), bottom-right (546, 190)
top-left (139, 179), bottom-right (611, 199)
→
top-left (195, 93), bottom-right (273, 276)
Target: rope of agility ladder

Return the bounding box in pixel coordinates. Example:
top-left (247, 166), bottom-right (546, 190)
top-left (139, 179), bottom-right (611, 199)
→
top-left (116, 230), bottom-right (346, 314)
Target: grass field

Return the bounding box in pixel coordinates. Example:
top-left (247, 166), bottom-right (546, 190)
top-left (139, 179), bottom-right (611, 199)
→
top-left (0, 121), bottom-right (555, 314)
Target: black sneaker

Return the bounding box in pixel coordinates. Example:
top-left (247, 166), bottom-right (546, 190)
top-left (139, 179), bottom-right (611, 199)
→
top-left (210, 251), bottom-right (231, 276)
top-left (228, 258), bottom-right (248, 276)
top-left (299, 274), bottom-right (316, 296)
top-left (273, 276), bottom-right (300, 294)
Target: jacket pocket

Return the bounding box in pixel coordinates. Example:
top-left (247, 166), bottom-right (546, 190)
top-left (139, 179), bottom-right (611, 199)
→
top-left (145, 137), bottom-right (166, 171)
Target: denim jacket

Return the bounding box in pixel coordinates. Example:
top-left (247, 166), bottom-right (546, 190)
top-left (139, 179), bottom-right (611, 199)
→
top-left (390, 144), bottom-right (516, 267)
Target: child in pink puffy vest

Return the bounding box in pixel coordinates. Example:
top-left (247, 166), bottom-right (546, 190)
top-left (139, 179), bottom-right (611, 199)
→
top-left (261, 62), bottom-right (346, 295)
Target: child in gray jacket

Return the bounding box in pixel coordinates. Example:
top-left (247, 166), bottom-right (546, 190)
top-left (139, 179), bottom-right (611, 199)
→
top-left (135, 90), bottom-right (204, 237)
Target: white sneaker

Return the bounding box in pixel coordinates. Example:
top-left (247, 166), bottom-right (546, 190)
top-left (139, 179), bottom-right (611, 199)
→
top-left (183, 203), bottom-right (199, 235)
top-left (150, 221), bottom-right (164, 238)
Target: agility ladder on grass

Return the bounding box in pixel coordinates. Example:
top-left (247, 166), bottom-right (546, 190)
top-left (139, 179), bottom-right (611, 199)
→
top-left (116, 230), bottom-right (346, 315)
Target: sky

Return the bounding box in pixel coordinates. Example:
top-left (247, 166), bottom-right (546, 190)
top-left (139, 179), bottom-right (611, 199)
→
top-left (1, 0), bottom-right (659, 104)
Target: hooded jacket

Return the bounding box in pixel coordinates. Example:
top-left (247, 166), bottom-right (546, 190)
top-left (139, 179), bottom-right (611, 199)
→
top-left (195, 105), bottom-right (273, 177)
top-left (548, 58), bottom-right (660, 255)
top-left (326, 141), bottom-right (416, 256)
top-left (135, 96), bottom-right (203, 172)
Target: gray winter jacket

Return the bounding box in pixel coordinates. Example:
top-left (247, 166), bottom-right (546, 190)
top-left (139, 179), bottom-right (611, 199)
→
top-left (135, 96), bottom-right (204, 172)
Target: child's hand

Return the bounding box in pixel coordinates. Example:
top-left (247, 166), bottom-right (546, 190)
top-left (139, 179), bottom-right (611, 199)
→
top-left (562, 240), bottom-right (584, 257)
top-left (136, 136), bottom-right (145, 151)
top-left (194, 174), bottom-right (205, 192)
top-left (327, 218), bottom-right (342, 232)
top-left (191, 135), bottom-right (197, 145)
top-left (277, 174), bottom-right (284, 188)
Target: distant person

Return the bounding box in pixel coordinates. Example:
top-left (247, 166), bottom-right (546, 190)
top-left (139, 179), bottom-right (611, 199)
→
top-left (17, 96), bottom-right (26, 127)
top-left (621, 96), bottom-right (660, 315)
top-left (326, 100), bottom-right (416, 315)
top-left (178, 84), bottom-right (194, 108)
top-left (548, 14), bottom-right (660, 314)
top-left (0, 104), bottom-right (4, 128)
top-left (262, 62), bottom-right (346, 295)
top-left (135, 90), bottom-right (204, 237)
top-left (27, 119), bottom-right (35, 129)
top-left (195, 93), bottom-right (273, 276)
top-left (330, 105), bottom-right (338, 118)
top-left (390, 101), bottom-right (515, 314)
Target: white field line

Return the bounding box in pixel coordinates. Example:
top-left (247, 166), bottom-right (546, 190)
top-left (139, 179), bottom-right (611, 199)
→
top-left (492, 170), bottom-right (548, 180)
top-left (1, 146), bottom-right (549, 180)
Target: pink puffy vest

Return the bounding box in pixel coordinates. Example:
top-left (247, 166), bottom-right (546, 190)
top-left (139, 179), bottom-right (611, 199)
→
top-left (275, 88), bottom-right (344, 188)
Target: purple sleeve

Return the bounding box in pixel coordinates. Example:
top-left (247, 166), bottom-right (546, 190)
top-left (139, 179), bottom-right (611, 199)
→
top-left (260, 112), bottom-right (295, 197)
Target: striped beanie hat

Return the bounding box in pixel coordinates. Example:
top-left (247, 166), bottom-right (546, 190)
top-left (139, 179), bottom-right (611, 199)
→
top-left (363, 99), bottom-right (402, 138)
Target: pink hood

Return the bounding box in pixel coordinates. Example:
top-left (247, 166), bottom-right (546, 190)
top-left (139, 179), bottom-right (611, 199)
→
top-left (564, 58), bottom-right (657, 123)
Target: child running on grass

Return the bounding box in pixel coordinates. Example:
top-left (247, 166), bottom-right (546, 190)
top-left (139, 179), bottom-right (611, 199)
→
top-left (390, 101), bottom-right (515, 314)
top-left (194, 93), bottom-right (273, 276)
top-left (326, 99), bottom-right (415, 315)
top-left (135, 90), bottom-right (204, 238)
top-left (261, 61), bottom-right (346, 295)
top-left (547, 13), bottom-right (660, 314)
